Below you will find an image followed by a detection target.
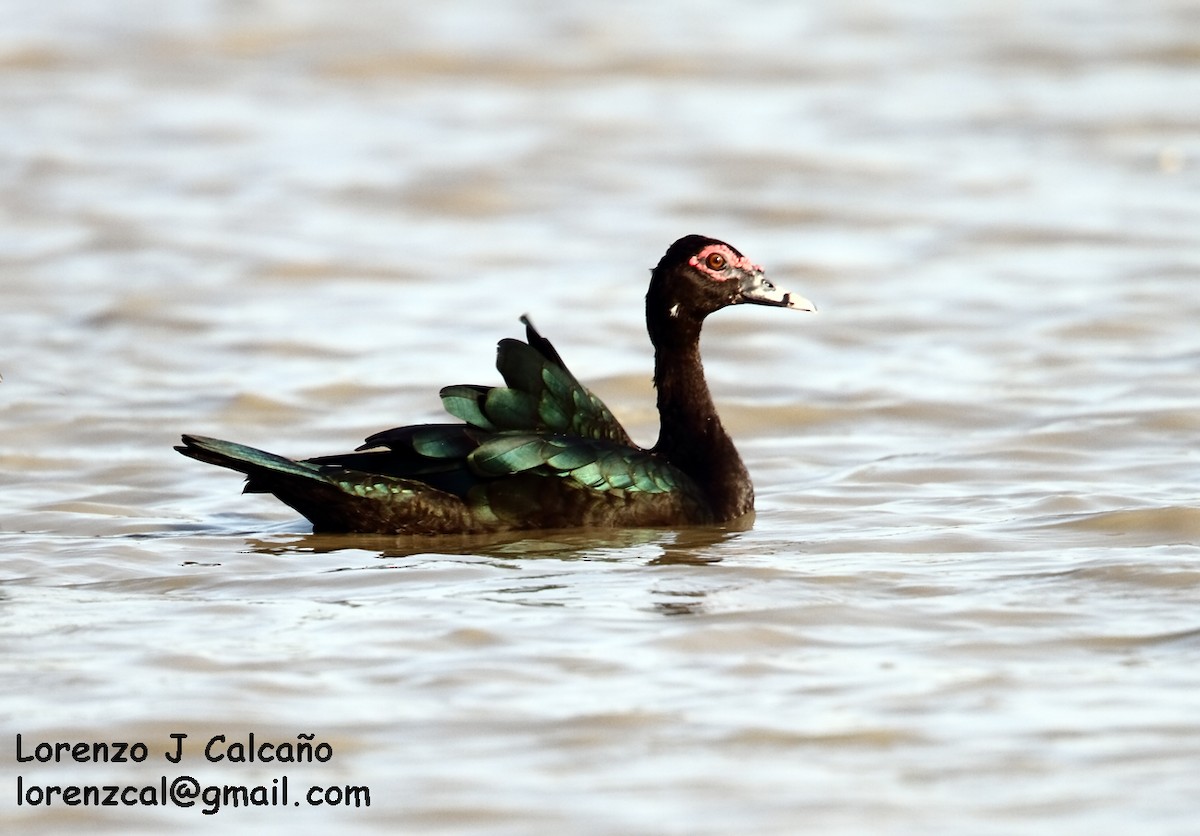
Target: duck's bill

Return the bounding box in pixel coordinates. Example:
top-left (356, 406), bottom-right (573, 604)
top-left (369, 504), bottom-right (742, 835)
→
top-left (739, 272), bottom-right (817, 312)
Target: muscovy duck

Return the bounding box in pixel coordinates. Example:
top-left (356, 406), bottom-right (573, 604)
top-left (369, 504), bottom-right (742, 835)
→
top-left (177, 235), bottom-right (815, 533)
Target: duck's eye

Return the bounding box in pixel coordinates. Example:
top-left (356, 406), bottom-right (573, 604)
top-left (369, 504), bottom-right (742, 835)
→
top-left (705, 252), bottom-right (727, 270)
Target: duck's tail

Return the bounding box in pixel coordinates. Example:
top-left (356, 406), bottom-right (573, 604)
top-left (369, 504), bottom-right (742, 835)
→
top-left (176, 434), bottom-right (478, 534)
top-left (175, 434), bottom-right (329, 493)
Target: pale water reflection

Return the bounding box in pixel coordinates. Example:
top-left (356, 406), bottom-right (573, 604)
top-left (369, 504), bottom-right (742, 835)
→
top-left (3, 1), bottom-right (1200, 834)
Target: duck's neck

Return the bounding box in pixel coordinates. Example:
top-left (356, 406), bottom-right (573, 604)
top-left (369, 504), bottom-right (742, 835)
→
top-left (649, 309), bottom-right (753, 522)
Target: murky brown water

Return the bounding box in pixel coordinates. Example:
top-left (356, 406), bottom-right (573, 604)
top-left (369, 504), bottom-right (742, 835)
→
top-left (3, 2), bottom-right (1199, 833)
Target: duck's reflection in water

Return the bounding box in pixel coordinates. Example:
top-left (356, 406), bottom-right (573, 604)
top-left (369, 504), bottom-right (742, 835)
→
top-left (244, 521), bottom-right (746, 565)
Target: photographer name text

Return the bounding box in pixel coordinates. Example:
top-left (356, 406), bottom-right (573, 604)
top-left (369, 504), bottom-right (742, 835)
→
top-left (17, 732), bottom-right (331, 765)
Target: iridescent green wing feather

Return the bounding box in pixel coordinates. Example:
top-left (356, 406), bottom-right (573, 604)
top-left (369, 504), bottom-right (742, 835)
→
top-left (468, 433), bottom-right (696, 496)
top-left (439, 317), bottom-right (634, 444)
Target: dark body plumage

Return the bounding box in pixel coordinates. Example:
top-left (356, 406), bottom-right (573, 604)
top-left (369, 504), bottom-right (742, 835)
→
top-left (177, 235), bottom-right (814, 534)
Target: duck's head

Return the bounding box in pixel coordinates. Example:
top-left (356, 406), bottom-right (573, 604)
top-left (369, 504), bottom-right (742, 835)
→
top-left (647, 235), bottom-right (815, 339)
